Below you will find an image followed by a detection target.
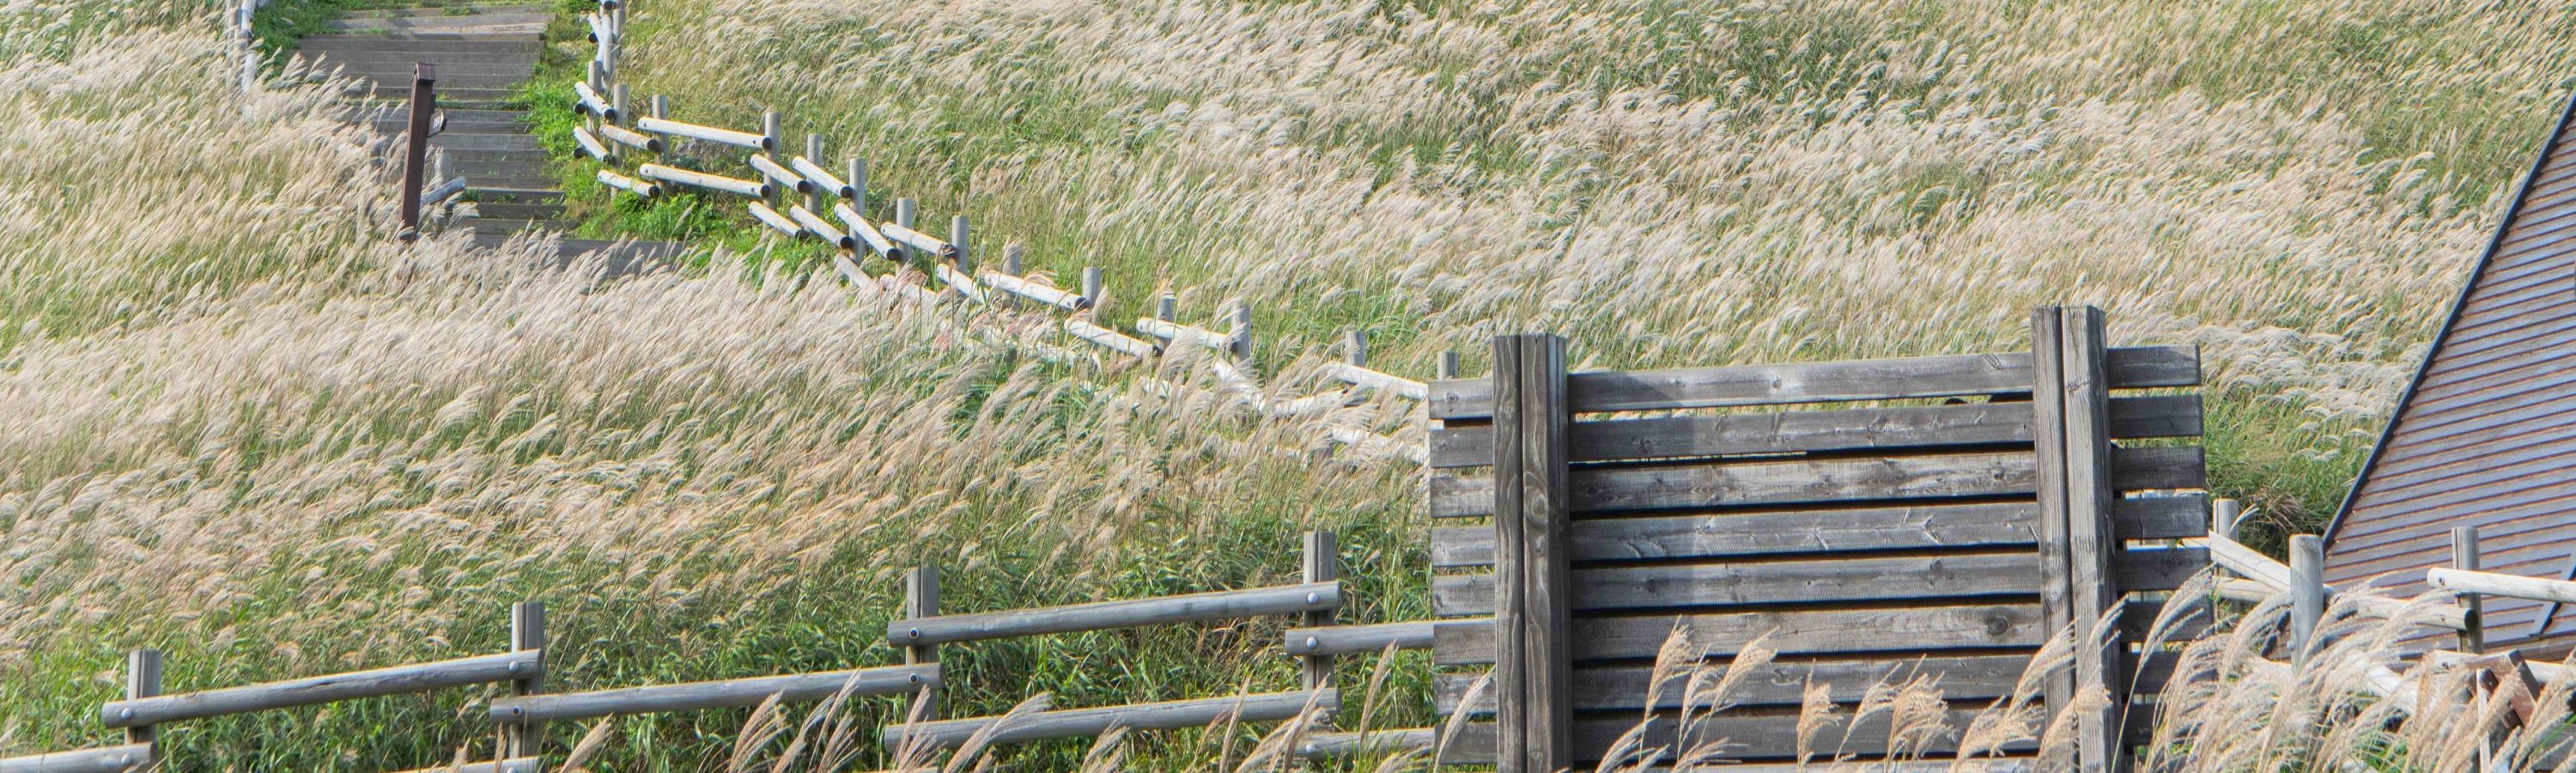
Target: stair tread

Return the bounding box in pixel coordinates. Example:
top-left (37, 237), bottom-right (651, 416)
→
top-left (337, 4), bottom-right (552, 19)
top-left (296, 36), bottom-right (543, 52)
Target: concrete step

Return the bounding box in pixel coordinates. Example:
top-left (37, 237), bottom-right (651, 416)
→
top-left (451, 159), bottom-right (552, 179)
top-left (477, 234), bottom-right (689, 267)
top-left (327, 13), bottom-right (553, 31)
top-left (439, 148), bottom-right (550, 163)
top-left (471, 218), bottom-right (575, 234)
top-left (467, 175), bottom-right (561, 191)
top-left (354, 83), bottom-right (518, 102)
top-left (337, 4), bottom-right (550, 19)
top-left (473, 202), bottom-right (566, 220)
top-left (431, 133), bottom-right (538, 151)
top-left (314, 60), bottom-right (535, 79)
top-left (319, 27), bottom-right (547, 41)
top-left (286, 49), bottom-right (537, 69)
top-left (342, 70), bottom-right (530, 88)
top-left (370, 117), bottom-right (529, 135)
top-left (468, 187), bottom-right (564, 202)
top-left (296, 36), bottom-right (543, 53)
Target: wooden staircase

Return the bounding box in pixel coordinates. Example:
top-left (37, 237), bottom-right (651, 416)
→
top-left (285, 3), bottom-right (677, 266)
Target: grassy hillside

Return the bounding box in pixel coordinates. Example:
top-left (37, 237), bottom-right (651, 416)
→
top-left (3, 0), bottom-right (2574, 770)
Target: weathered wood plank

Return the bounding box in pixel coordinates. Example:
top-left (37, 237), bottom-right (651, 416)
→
top-left (2058, 306), bottom-right (2127, 771)
top-left (1428, 395), bottom-right (2200, 468)
top-left (1515, 334), bottom-right (1573, 772)
top-left (1285, 620), bottom-right (1435, 656)
top-left (1431, 497), bottom-right (2200, 567)
top-left (1431, 553), bottom-right (2044, 616)
top-left (0, 745), bottom-right (152, 773)
top-left (1489, 337), bottom-right (1532, 772)
top-left (1426, 346), bottom-right (2199, 420)
top-left (100, 650), bottom-right (540, 728)
top-left (1432, 604), bottom-right (2044, 665)
top-left (1431, 549), bottom-right (2206, 616)
top-left (878, 689), bottom-right (1335, 749)
top-left (1293, 728), bottom-right (1437, 758)
top-left (489, 663), bottom-right (940, 723)
top-left (1436, 708), bottom-right (2031, 764)
top-left (1434, 654), bottom-right (2032, 714)
top-left (886, 581), bottom-right (1339, 647)
top-left (384, 758), bottom-right (543, 773)
top-left (2026, 308), bottom-right (2076, 766)
top-left (1431, 451), bottom-right (2033, 518)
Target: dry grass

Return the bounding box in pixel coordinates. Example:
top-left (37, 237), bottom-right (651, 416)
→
top-left (7, 0), bottom-right (2576, 769)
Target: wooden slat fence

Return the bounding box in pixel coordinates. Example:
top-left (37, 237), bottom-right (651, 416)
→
top-left (1423, 307), bottom-right (2211, 770)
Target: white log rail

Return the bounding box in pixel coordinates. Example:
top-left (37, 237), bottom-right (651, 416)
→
top-left (1066, 319), bottom-right (1155, 358)
top-left (490, 663), bottom-right (939, 723)
top-left (574, 82), bottom-right (616, 121)
top-left (572, 126), bottom-right (612, 161)
top-left (100, 651), bottom-right (538, 728)
top-left (1321, 362), bottom-right (1428, 400)
top-left (881, 689), bottom-right (1335, 749)
top-left (889, 582), bottom-right (1340, 647)
top-left (596, 169), bottom-right (658, 198)
top-left (2209, 533), bottom-right (2470, 630)
top-left (788, 205), bottom-right (852, 249)
top-left (749, 155), bottom-right (807, 195)
top-left (639, 164), bottom-right (769, 198)
top-left (880, 222), bottom-right (953, 259)
top-left (1135, 318), bottom-right (1232, 352)
top-left (789, 156), bottom-right (854, 198)
top-left (978, 271), bottom-right (1088, 311)
top-left (1284, 620), bottom-right (1435, 656)
top-left (0, 745), bottom-right (153, 773)
top-left (748, 203), bottom-right (800, 236)
top-left (2429, 568), bottom-right (2576, 605)
top-left (598, 122), bottom-right (660, 152)
top-left (933, 264), bottom-right (987, 304)
top-left (832, 203), bottom-right (898, 258)
top-left (636, 116), bottom-right (771, 151)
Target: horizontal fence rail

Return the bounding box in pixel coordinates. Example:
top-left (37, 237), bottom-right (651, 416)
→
top-left (1285, 620), bottom-right (1435, 656)
top-left (635, 116), bottom-right (770, 149)
top-left (881, 689), bottom-right (1336, 748)
top-left (889, 581), bottom-right (1341, 647)
top-left (100, 650), bottom-right (538, 728)
top-left (490, 663), bottom-right (939, 723)
top-left (386, 758), bottom-right (542, 773)
top-left (0, 745), bottom-right (152, 773)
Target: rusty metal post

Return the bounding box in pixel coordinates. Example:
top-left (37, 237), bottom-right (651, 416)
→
top-left (398, 63), bottom-right (435, 241)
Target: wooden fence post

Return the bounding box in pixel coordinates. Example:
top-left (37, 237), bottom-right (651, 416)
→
top-left (1345, 330), bottom-right (1367, 367)
top-left (122, 649), bottom-right (162, 747)
top-left (501, 602), bottom-right (547, 758)
top-left (1230, 305), bottom-right (1254, 362)
top-left (2033, 306), bottom-right (2128, 772)
top-left (2291, 535), bottom-right (2324, 665)
top-left (805, 134), bottom-right (826, 213)
top-left (1300, 530), bottom-right (1340, 691)
top-left (1490, 333), bottom-right (1570, 773)
top-left (1002, 243), bottom-right (1024, 277)
top-left (848, 158), bottom-right (867, 216)
top-left (951, 215), bottom-right (971, 274)
top-left (902, 567), bottom-right (941, 722)
top-left (649, 94), bottom-right (666, 121)
top-left (2456, 526), bottom-right (2485, 654)
top-left (1437, 350), bottom-right (1459, 380)
top-left (397, 63), bottom-right (435, 240)
top-left (1080, 267), bottom-right (1101, 309)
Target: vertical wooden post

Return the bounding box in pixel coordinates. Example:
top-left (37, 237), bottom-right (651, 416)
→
top-left (950, 215), bottom-right (971, 274)
top-left (397, 63), bottom-right (435, 240)
top-left (902, 567), bottom-right (941, 722)
top-left (650, 94), bottom-right (666, 121)
top-left (1230, 305), bottom-right (1254, 361)
top-left (1080, 266), bottom-right (1102, 309)
top-left (1156, 295), bottom-right (1176, 322)
top-left (1490, 333), bottom-right (1571, 773)
top-left (122, 649), bottom-right (162, 746)
top-left (611, 84), bottom-right (628, 128)
top-left (1002, 243), bottom-right (1024, 277)
top-left (1345, 330), bottom-right (1367, 367)
top-left (805, 134), bottom-right (827, 213)
top-left (896, 198), bottom-right (918, 231)
top-left (2058, 306), bottom-right (2126, 772)
top-left (2291, 535), bottom-right (2324, 665)
top-left (2456, 526), bottom-right (2486, 654)
top-left (1437, 350), bottom-right (1459, 380)
top-left (1300, 530), bottom-right (1340, 691)
top-left (2211, 498), bottom-right (2242, 542)
top-left (2028, 308), bottom-right (2076, 771)
top-left (761, 112), bottom-right (781, 157)
top-left (503, 602), bottom-right (547, 758)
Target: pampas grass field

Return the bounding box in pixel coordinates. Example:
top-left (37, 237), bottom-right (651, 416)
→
top-left (5, 0), bottom-right (2576, 769)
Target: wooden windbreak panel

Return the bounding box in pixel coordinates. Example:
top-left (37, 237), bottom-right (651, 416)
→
top-left (1429, 320), bottom-right (2206, 767)
top-left (2327, 92), bottom-right (2576, 648)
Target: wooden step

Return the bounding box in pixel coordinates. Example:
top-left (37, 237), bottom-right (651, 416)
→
top-left (430, 133), bottom-right (538, 151)
top-left (467, 175), bottom-right (561, 192)
top-left (337, 4), bottom-right (551, 19)
top-left (286, 49), bottom-right (537, 69)
top-left (471, 218), bottom-right (574, 234)
top-left (343, 70), bottom-right (529, 88)
top-left (451, 160), bottom-right (553, 180)
top-left (468, 187), bottom-right (564, 202)
top-left (472, 202), bottom-right (565, 220)
top-left (310, 59), bottom-right (534, 79)
top-left (295, 36), bottom-right (543, 53)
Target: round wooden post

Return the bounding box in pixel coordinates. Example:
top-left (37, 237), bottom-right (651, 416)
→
top-left (1156, 295), bottom-right (1176, 322)
top-left (650, 94), bottom-right (666, 120)
top-left (2290, 535), bottom-right (2324, 666)
top-left (896, 198), bottom-right (917, 231)
top-left (1345, 330), bottom-right (1367, 367)
top-left (2455, 526), bottom-right (2486, 654)
top-left (1438, 350), bottom-right (1460, 380)
top-left (805, 134), bottom-right (826, 213)
top-left (611, 84), bottom-right (628, 127)
top-left (1080, 266), bottom-right (1102, 310)
top-left (122, 649), bottom-right (163, 746)
top-left (902, 567), bottom-right (941, 722)
top-left (2211, 498), bottom-right (2241, 541)
top-left (1001, 243), bottom-right (1024, 277)
top-left (504, 602), bottom-right (547, 757)
top-left (1229, 305), bottom-right (1254, 361)
top-left (950, 215), bottom-right (971, 274)
top-left (1300, 531), bottom-right (1340, 691)
top-left (848, 157), bottom-right (867, 215)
